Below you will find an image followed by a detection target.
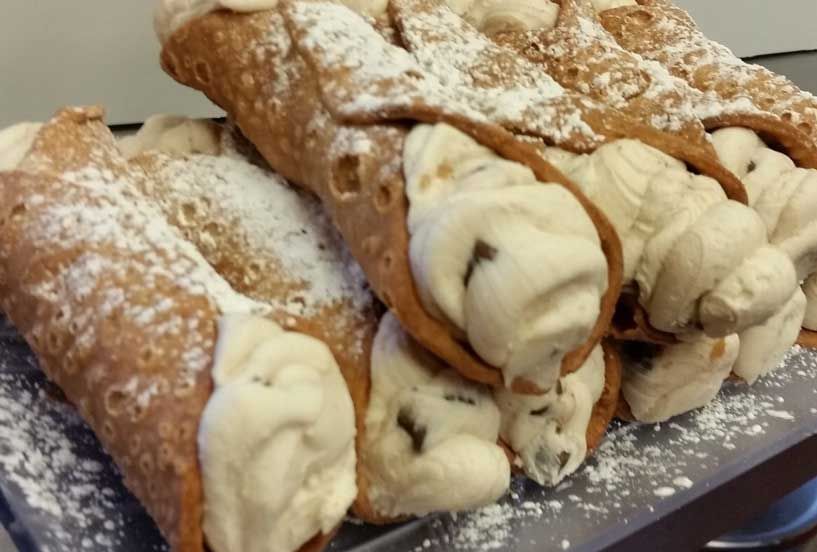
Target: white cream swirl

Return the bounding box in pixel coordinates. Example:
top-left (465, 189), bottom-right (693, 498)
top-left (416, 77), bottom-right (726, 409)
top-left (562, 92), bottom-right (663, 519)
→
top-left (119, 114), bottom-right (221, 159)
top-left (734, 289), bottom-right (806, 384)
top-left (364, 313), bottom-right (510, 518)
top-left (155, 0), bottom-right (394, 43)
top-left (405, 123), bottom-right (608, 390)
top-left (495, 345), bottom-right (605, 487)
top-left (456, 0), bottom-right (560, 35)
top-left (621, 334), bottom-right (739, 423)
top-left (545, 139), bottom-right (798, 336)
top-left (155, 0), bottom-right (280, 43)
top-left (0, 122), bottom-right (42, 171)
top-left (200, 315), bottom-right (357, 552)
top-left (711, 127), bottom-right (817, 282)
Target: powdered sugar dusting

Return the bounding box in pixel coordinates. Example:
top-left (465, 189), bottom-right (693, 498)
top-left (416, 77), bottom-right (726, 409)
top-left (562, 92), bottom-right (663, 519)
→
top-left (602, 3), bottom-right (817, 142)
top-left (140, 142), bottom-right (373, 357)
top-left (515, 7), bottom-right (707, 137)
top-left (390, 0), bottom-right (601, 145)
top-left (285, 0), bottom-right (603, 149)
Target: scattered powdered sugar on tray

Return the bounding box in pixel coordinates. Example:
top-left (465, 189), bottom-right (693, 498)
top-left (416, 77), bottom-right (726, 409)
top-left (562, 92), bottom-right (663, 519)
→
top-left (0, 337), bottom-right (168, 551)
top-left (391, 346), bottom-right (817, 551)
top-left (2, 321), bottom-right (817, 552)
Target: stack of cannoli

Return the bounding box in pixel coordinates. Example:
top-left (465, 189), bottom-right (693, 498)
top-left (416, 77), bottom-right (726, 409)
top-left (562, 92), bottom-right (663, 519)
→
top-left (0, 0), bottom-right (814, 550)
top-left (0, 101), bottom-right (622, 551)
top-left (593, 0), bottom-right (817, 348)
top-left (359, 0), bottom-right (815, 422)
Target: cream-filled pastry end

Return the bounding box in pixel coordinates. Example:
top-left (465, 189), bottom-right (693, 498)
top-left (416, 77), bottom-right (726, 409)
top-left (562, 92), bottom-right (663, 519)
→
top-left (363, 313), bottom-right (510, 519)
top-left (621, 334), bottom-right (739, 423)
top-left (405, 123), bottom-right (608, 390)
top-left (200, 314), bottom-right (357, 552)
top-left (711, 127), bottom-right (817, 281)
top-left (119, 114), bottom-right (221, 159)
top-left (495, 345), bottom-right (605, 487)
top-left (734, 289), bottom-right (806, 384)
top-left (460, 0), bottom-right (560, 35)
top-left (545, 139), bottom-right (798, 337)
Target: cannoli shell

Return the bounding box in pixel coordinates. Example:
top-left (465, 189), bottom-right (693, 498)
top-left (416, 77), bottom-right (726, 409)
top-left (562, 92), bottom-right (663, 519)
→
top-left (586, 340), bottom-right (622, 451)
top-left (388, 0), bottom-right (747, 205)
top-left (3, 107), bottom-right (357, 549)
top-left (797, 329), bottom-right (817, 349)
top-left (160, 4), bottom-right (624, 392)
top-left (599, 0), bottom-right (817, 170)
top-left (131, 140), bottom-right (387, 522)
top-left (0, 108), bottom-right (215, 552)
top-left (489, 0), bottom-right (712, 152)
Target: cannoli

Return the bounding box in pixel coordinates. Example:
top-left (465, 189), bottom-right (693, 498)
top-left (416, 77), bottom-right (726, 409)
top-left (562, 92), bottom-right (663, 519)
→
top-left (598, 0), bottom-right (817, 155)
top-left (5, 109), bottom-right (525, 532)
top-left (587, 0), bottom-right (817, 348)
top-left (468, 0), bottom-right (817, 166)
top-left (157, 1), bottom-right (626, 393)
top-left (123, 113), bottom-right (519, 524)
top-left (418, 0), bottom-right (816, 356)
top-left (381, 0), bottom-right (799, 345)
top-left (495, 341), bottom-right (621, 486)
top-left (0, 107), bottom-right (357, 552)
top-left (130, 114), bottom-right (623, 499)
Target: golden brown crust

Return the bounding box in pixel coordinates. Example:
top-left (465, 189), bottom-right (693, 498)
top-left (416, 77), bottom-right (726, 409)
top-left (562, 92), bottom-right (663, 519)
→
top-left (600, 0), bottom-right (817, 170)
top-left (160, 6), bottom-right (624, 391)
top-left (1, 107), bottom-right (215, 552)
top-left (586, 340), bottom-right (622, 452)
top-left (491, 0), bottom-right (711, 152)
top-left (388, 0), bottom-right (747, 204)
top-left (797, 328), bottom-right (817, 349)
top-left (3, 107), bottom-right (365, 550)
top-left (610, 294), bottom-right (678, 345)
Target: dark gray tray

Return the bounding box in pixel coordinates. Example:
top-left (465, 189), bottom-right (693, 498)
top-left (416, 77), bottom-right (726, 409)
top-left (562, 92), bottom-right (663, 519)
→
top-left (1, 315), bottom-right (817, 552)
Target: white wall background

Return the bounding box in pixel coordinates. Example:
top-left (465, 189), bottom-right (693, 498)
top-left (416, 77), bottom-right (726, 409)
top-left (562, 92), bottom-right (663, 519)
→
top-left (0, 2), bottom-right (220, 127)
top-left (1, 1), bottom-right (816, 127)
top-left (679, 0), bottom-right (817, 58)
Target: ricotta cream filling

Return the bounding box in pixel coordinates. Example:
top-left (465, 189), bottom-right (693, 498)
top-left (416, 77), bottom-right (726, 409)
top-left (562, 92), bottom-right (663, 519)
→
top-left (363, 313), bottom-right (510, 519)
top-left (200, 315), bottom-right (357, 552)
top-left (711, 127), bottom-right (817, 282)
top-left (544, 140), bottom-right (796, 337)
top-left (0, 122), bottom-right (43, 171)
top-left (405, 123), bottom-right (608, 390)
top-left (621, 334), bottom-right (740, 423)
top-left (495, 345), bottom-right (605, 487)
top-left (119, 114), bottom-right (221, 159)
top-left (734, 289), bottom-right (806, 384)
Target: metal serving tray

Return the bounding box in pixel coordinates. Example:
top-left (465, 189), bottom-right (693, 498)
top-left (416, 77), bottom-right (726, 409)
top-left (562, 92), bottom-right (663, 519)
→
top-left (1, 316), bottom-right (816, 552)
